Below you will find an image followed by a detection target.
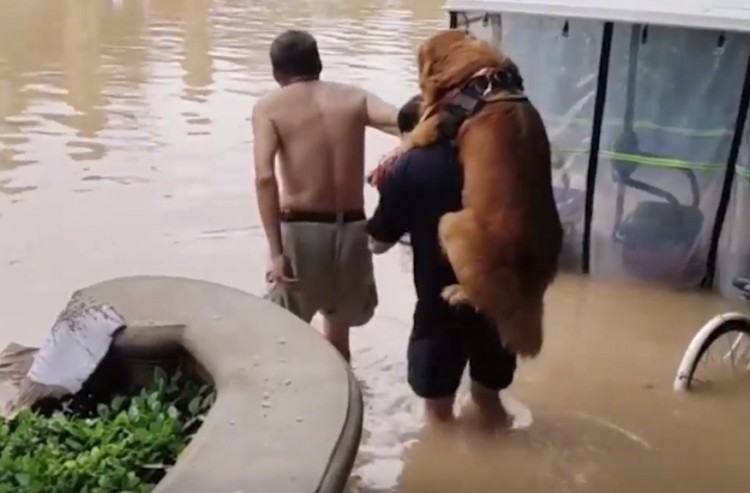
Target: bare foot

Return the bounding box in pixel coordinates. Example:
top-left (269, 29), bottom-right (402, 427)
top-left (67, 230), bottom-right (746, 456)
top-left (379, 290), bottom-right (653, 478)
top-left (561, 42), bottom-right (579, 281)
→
top-left (424, 413), bottom-right (457, 431)
top-left (458, 395), bottom-right (512, 433)
top-left (441, 284), bottom-right (469, 306)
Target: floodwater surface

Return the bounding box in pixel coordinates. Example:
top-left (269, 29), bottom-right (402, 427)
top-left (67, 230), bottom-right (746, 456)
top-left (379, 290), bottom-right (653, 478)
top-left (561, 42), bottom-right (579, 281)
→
top-left (1, 1), bottom-right (750, 492)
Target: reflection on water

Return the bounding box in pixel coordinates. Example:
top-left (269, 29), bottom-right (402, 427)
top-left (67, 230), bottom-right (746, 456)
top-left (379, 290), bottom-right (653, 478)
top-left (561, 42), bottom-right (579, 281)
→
top-left (0, 0), bottom-right (436, 174)
top-left (1, 1), bottom-right (750, 492)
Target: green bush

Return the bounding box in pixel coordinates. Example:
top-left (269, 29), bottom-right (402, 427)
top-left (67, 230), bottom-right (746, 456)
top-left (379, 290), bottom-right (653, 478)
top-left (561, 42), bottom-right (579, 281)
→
top-left (0, 368), bottom-right (215, 493)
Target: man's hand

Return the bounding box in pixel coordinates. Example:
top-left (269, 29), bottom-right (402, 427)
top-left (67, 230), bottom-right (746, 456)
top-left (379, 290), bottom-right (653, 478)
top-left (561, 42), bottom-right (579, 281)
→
top-left (368, 237), bottom-right (396, 255)
top-left (367, 145), bottom-right (403, 189)
top-left (265, 254), bottom-right (298, 286)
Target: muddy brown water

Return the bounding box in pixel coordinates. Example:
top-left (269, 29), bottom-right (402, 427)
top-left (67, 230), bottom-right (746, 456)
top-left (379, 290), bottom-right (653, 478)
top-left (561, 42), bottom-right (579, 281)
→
top-left (2, 1), bottom-right (750, 492)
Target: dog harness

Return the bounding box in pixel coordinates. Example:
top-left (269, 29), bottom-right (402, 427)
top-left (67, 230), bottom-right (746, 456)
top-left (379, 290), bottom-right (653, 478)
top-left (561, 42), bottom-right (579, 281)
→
top-left (437, 65), bottom-right (528, 145)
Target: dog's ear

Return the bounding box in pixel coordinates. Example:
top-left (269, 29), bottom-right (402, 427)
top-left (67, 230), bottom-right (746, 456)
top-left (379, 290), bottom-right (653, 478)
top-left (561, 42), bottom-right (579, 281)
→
top-left (419, 58), bottom-right (433, 81)
top-left (502, 57), bottom-right (524, 91)
top-left (418, 43), bottom-right (438, 78)
top-left (469, 37), bottom-right (486, 50)
top-left (417, 48), bottom-right (440, 104)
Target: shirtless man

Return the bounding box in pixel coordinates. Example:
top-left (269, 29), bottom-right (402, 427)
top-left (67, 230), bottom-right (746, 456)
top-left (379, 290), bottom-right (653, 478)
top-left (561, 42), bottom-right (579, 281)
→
top-left (252, 30), bottom-right (400, 361)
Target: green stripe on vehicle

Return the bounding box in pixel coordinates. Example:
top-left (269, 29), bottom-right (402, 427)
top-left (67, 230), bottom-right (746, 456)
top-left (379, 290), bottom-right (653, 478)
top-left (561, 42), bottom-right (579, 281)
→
top-left (555, 148), bottom-right (724, 171)
top-left (736, 165), bottom-right (750, 179)
top-left (542, 116), bottom-right (734, 138)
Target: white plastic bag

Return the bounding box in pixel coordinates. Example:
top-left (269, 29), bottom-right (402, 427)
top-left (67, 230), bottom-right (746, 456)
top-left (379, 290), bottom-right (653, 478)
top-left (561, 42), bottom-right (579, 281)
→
top-left (27, 302), bottom-right (125, 394)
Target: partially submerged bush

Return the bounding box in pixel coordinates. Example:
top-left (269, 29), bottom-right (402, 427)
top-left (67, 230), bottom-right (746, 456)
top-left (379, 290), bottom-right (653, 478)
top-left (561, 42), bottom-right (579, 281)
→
top-left (0, 368), bottom-right (215, 493)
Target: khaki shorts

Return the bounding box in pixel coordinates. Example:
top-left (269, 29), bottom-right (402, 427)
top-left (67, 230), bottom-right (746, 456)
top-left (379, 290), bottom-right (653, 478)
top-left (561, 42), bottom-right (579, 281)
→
top-left (265, 219), bottom-right (377, 327)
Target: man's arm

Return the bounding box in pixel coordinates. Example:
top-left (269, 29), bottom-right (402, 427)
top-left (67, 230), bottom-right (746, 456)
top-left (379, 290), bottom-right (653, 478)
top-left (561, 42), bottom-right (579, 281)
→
top-left (252, 103), bottom-right (283, 258)
top-left (366, 154), bottom-right (411, 254)
top-left (365, 91), bottom-right (400, 137)
top-left (369, 237), bottom-right (396, 255)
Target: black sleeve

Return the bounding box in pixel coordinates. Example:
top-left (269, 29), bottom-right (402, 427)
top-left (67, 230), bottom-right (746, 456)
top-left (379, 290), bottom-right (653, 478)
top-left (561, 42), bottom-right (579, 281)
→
top-left (366, 154), bottom-right (412, 244)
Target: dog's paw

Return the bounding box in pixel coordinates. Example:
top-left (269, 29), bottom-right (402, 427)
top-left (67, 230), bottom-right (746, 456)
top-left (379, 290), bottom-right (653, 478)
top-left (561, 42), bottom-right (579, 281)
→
top-left (441, 284), bottom-right (469, 306)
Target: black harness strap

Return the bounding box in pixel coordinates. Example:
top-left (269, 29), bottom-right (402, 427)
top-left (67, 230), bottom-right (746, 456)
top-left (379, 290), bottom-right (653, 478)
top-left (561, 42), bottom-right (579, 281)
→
top-left (437, 67), bottom-right (527, 145)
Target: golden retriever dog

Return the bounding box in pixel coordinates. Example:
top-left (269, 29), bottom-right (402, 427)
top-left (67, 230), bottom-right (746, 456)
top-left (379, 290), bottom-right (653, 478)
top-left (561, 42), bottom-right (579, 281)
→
top-left (407, 30), bottom-right (563, 357)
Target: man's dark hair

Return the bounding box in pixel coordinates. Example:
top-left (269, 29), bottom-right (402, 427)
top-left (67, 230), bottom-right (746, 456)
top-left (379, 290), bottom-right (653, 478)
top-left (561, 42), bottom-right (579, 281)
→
top-left (270, 30), bottom-right (322, 79)
top-left (397, 94), bottom-right (423, 134)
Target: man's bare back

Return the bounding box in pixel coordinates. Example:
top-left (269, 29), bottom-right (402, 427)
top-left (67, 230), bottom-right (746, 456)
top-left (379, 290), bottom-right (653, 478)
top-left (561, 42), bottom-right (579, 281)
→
top-left (253, 29), bottom-right (399, 361)
top-left (253, 80), bottom-right (399, 212)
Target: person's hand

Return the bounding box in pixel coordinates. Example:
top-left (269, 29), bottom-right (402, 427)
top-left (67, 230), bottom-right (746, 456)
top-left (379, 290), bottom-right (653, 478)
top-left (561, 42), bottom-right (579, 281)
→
top-left (367, 146), bottom-right (403, 189)
top-left (265, 254), bottom-right (297, 286)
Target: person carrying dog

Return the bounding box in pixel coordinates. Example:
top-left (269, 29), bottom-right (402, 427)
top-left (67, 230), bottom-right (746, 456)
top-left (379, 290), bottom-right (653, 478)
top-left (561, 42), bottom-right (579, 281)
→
top-left (367, 95), bottom-right (517, 429)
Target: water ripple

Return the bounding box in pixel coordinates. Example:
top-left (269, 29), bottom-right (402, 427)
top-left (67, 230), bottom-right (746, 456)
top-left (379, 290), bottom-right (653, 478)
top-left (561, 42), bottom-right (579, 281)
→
top-left (0, 0), bottom-right (442, 179)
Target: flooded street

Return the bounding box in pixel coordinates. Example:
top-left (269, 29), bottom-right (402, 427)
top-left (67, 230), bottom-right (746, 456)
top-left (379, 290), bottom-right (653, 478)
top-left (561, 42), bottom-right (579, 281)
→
top-left (2, 0), bottom-right (750, 492)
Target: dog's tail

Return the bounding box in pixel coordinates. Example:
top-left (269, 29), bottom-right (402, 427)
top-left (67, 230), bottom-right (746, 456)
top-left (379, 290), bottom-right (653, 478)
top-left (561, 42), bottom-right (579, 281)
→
top-left (466, 266), bottom-right (545, 358)
top-left (493, 293), bottom-right (544, 358)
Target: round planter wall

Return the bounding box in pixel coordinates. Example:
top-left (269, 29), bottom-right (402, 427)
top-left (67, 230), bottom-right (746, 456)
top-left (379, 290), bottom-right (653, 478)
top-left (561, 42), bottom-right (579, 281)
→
top-left (77, 276), bottom-right (363, 493)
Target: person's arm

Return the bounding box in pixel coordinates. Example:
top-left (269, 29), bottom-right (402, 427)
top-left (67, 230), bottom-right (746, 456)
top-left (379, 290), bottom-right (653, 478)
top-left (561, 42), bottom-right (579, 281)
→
top-left (366, 154), bottom-right (411, 254)
top-left (252, 103), bottom-right (283, 258)
top-left (367, 144), bottom-right (403, 189)
top-left (365, 91), bottom-right (400, 136)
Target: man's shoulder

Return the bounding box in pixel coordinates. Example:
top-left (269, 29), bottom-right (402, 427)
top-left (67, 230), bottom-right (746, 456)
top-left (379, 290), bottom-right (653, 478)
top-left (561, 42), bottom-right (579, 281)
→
top-left (252, 89), bottom-right (284, 117)
top-left (255, 82), bottom-right (366, 116)
top-left (320, 80), bottom-right (362, 92)
top-left (321, 81), bottom-right (369, 109)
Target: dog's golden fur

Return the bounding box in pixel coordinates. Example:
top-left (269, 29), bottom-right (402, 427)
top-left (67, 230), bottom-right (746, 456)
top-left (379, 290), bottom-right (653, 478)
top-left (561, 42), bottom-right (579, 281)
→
top-left (408, 30), bottom-right (563, 357)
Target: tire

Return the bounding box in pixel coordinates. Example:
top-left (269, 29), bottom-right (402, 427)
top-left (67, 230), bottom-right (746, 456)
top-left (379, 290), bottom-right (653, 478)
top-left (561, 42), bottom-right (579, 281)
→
top-left (679, 319), bottom-right (750, 390)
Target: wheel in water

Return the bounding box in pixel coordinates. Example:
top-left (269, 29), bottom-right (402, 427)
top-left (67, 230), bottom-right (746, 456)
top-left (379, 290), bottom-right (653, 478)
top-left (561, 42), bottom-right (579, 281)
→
top-left (675, 319), bottom-right (750, 391)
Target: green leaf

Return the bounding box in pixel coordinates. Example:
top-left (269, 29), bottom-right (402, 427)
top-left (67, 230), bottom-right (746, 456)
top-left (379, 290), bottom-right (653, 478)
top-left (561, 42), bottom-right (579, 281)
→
top-left (0, 368), bottom-right (214, 492)
top-left (14, 474), bottom-right (29, 487)
top-left (202, 393), bottom-right (215, 410)
top-left (187, 397), bottom-right (201, 416)
top-left (152, 367), bottom-right (168, 386)
top-left (110, 395), bottom-right (126, 412)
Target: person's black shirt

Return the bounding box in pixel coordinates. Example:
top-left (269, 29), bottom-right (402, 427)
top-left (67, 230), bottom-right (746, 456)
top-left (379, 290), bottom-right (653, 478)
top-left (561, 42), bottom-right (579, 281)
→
top-left (366, 142), bottom-right (463, 324)
top-left (367, 141), bottom-right (517, 398)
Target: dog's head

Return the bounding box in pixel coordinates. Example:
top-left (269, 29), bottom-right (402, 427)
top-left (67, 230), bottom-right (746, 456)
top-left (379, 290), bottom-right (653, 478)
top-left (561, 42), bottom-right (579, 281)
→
top-left (416, 30), bottom-right (506, 107)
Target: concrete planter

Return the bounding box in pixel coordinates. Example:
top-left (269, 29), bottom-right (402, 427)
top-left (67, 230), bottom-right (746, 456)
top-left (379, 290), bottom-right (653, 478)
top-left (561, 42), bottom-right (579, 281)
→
top-left (77, 276), bottom-right (363, 493)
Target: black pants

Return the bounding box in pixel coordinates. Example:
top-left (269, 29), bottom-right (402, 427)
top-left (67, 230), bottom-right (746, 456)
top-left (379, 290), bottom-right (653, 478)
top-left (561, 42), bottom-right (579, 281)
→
top-left (407, 302), bottom-right (517, 399)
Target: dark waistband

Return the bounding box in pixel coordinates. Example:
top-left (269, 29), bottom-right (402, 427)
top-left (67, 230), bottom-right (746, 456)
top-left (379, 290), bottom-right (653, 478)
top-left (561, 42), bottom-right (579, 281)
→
top-left (280, 209), bottom-right (366, 224)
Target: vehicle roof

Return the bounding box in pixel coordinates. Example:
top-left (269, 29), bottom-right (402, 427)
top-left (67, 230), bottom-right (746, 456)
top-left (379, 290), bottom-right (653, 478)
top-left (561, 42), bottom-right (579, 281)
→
top-left (443, 0), bottom-right (750, 33)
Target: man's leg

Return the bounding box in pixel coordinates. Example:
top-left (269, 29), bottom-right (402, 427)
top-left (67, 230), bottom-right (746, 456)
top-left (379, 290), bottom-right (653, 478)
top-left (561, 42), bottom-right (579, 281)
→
top-left (424, 396), bottom-right (456, 425)
top-left (323, 220), bottom-right (378, 363)
top-left (408, 314), bottom-right (467, 426)
top-left (265, 221), bottom-right (331, 324)
top-left (322, 280), bottom-right (375, 361)
top-left (462, 311), bottom-right (517, 430)
top-left (460, 380), bottom-right (511, 430)
top-left (321, 280), bottom-right (375, 361)
top-left (322, 317), bottom-right (351, 362)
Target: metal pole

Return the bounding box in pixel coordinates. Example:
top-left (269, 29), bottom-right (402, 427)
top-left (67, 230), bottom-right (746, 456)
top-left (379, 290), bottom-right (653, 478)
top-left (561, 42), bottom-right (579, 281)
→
top-left (702, 52), bottom-right (750, 288)
top-left (612, 25), bottom-right (643, 235)
top-left (582, 22), bottom-right (614, 274)
top-left (623, 25), bottom-right (640, 132)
